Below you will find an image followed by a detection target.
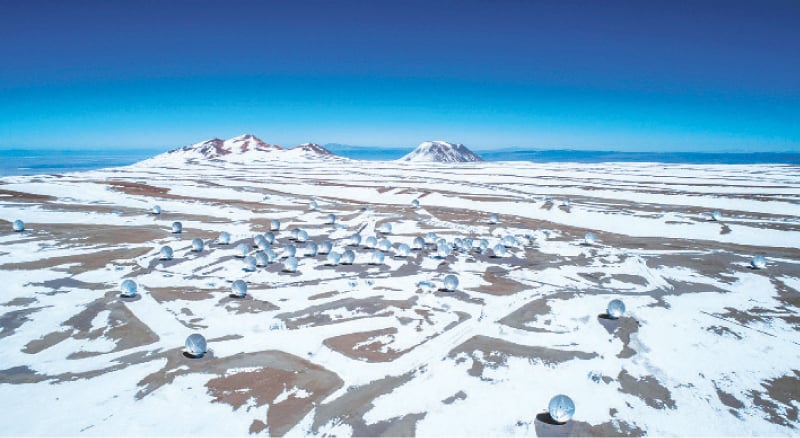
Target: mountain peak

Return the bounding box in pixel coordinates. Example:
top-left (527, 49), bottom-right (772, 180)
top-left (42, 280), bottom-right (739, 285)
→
top-left (139, 135), bottom-right (344, 166)
top-left (289, 143), bottom-right (335, 157)
top-left (399, 141), bottom-right (483, 163)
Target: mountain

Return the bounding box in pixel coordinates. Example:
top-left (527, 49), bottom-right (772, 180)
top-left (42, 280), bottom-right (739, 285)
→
top-left (172, 134), bottom-right (282, 160)
top-left (399, 141), bottom-right (483, 163)
top-left (136, 135), bottom-right (344, 166)
top-left (286, 143), bottom-right (336, 158)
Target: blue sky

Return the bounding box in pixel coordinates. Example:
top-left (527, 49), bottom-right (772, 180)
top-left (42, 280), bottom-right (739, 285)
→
top-left (0, 0), bottom-right (798, 152)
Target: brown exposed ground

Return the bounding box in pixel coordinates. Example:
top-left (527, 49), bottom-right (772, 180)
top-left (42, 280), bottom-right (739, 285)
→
top-left (448, 335), bottom-right (597, 380)
top-left (0, 247), bottom-right (151, 275)
top-left (311, 372), bottom-right (425, 436)
top-left (205, 352), bottom-right (343, 436)
top-left (276, 296), bottom-right (416, 329)
top-left (617, 369), bottom-right (676, 410)
top-left (499, 291), bottom-right (574, 333)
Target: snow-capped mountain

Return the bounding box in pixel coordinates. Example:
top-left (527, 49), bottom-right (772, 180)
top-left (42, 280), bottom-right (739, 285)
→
top-left (286, 143), bottom-right (336, 158)
top-left (399, 141), bottom-right (483, 163)
top-left (135, 135), bottom-right (344, 167)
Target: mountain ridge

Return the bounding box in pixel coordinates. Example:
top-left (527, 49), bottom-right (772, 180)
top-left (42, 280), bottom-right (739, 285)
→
top-left (399, 141), bottom-right (483, 163)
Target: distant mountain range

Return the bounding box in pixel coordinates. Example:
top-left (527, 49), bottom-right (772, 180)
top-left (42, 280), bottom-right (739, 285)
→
top-left (134, 135), bottom-right (800, 166)
top-left (137, 134), bottom-right (341, 166)
top-left (139, 135), bottom-right (486, 165)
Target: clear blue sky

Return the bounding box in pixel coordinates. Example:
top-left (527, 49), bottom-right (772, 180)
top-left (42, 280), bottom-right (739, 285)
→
top-left (1, 0), bottom-right (798, 152)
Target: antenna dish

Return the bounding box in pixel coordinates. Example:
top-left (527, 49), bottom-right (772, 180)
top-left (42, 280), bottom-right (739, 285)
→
top-left (305, 242), bottom-right (318, 257)
top-left (184, 333), bottom-right (207, 358)
top-left (348, 234), bottom-right (362, 246)
top-left (254, 235), bottom-right (268, 249)
top-left (326, 251), bottom-right (341, 266)
top-left (583, 232), bottom-right (597, 246)
top-left (341, 250), bottom-right (355, 265)
top-left (318, 241), bottom-right (333, 255)
top-left (607, 299), bottom-right (626, 319)
top-left (151, 205), bottom-right (161, 215)
top-left (120, 279), bottom-right (138, 298)
top-left (412, 237), bottom-right (425, 250)
top-left (377, 238), bottom-right (392, 252)
top-left (255, 251), bottom-right (268, 267)
top-left (488, 213), bottom-right (499, 224)
top-left (243, 255), bottom-right (257, 271)
top-left (270, 219), bottom-right (281, 231)
top-left (548, 394), bottom-right (575, 424)
top-left (396, 243), bottom-right (411, 257)
top-left (218, 231), bottom-right (231, 245)
top-left (308, 200), bottom-right (318, 211)
top-left (490, 243), bottom-right (507, 258)
top-left (326, 213), bottom-right (336, 225)
top-left (171, 221), bottom-right (183, 234)
top-left (12, 220), bottom-right (25, 232)
top-left (424, 232), bottom-right (438, 245)
top-left (191, 238), bottom-right (204, 252)
top-left (443, 274), bottom-right (459, 292)
top-left (231, 280), bottom-right (247, 298)
top-left (370, 250), bottom-right (385, 265)
top-left (235, 243), bottom-right (249, 258)
top-left (160, 246), bottom-right (174, 260)
top-left (436, 241), bottom-right (452, 258)
top-left (283, 256), bottom-right (299, 273)
top-left (751, 255), bottom-right (767, 269)
top-left (283, 244), bottom-right (297, 258)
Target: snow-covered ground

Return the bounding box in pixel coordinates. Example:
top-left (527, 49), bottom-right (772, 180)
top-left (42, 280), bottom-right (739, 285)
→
top-left (1, 155), bottom-right (799, 436)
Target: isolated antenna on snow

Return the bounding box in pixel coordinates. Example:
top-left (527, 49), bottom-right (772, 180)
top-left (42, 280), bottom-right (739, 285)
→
top-left (548, 394), bottom-right (575, 424)
top-left (607, 299), bottom-right (626, 319)
top-left (184, 334), bottom-right (207, 358)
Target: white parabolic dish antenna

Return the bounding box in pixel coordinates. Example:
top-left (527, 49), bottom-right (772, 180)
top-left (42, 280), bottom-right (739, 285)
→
top-left (184, 333), bottom-right (207, 358)
top-left (607, 299), bottom-right (626, 319)
top-left (548, 394), bottom-right (575, 424)
top-left (341, 250), bottom-right (355, 265)
top-left (160, 246), bottom-right (174, 260)
top-left (443, 274), bottom-right (459, 292)
top-left (283, 256), bottom-right (299, 272)
top-left (370, 250), bottom-right (385, 265)
top-left (120, 279), bottom-right (138, 297)
top-left (231, 280), bottom-right (247, 298)
top-left (319, 241), bottom-right (333, 255)
top-left (751, 255), bottom-right (767, 269)
top-left (235, 243), bottom-right (249, 258)
top-left (326, 251), bottom-right (341, 266)
top-left (218, 231), bottom-right (231, 245)
top-left (243, 256), bottom-right (257, 271)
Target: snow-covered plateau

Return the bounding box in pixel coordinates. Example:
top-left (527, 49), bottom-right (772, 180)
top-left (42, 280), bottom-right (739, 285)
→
top-left (1, 137), bottom-right (799, 436)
